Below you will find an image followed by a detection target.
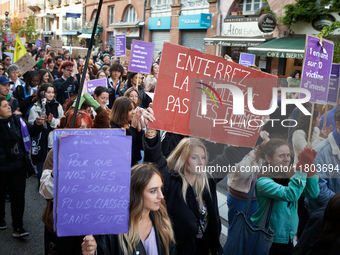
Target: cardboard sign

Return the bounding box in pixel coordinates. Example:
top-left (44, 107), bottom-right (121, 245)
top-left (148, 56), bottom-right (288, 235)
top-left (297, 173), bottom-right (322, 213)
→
top-left (71, 48), bottom-right (88, 58)
top-left (128, 40), bottom-right (154, 74)
top-left (115, 34), bottom-right (126, 57)
top-left (56, 135), bottom-right (131, 236)
top-left (300, 35), bottom-right (334, 104)
top-left (14, 53), bottom-right (36, 75)
top-left (327, 64), bottom-right (340, 105)
top-left (50, 40), bottom-right (63, 51)
top-left (87, 78), bottom-right (107, 94)
top-left (149, 43), bottom-right (277, 147)
top-left (239, 53), bottom-right (256, 67)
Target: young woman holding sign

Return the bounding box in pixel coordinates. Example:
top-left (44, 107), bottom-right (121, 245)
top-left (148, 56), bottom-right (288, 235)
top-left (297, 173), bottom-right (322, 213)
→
top-left (142, 106), bottom-right (227, 255)
top-left (109, 97), bottom-right (144, 165)
top-left (250, 140), bottom-right (320, 255)
top-left (82, 163), bottom-right (175, 255)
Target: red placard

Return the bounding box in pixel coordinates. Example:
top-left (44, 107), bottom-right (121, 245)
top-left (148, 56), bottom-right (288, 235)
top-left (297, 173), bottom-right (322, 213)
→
top-left (150, 43), bottom-right (277, 147)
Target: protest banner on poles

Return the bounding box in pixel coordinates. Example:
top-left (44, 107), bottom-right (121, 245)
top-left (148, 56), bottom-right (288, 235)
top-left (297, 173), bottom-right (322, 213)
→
top-left (56, 134), bottom-right (131, 236)
top-left (149, 42), bottom-right (277, 147)
top-left (86, 78), bottom-right (107, 94)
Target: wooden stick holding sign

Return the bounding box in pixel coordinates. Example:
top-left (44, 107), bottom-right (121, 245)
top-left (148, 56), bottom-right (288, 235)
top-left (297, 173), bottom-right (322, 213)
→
top-left (323, 105), bottom-right (329, 129)
top-left (307, 103), bottom-right (315, 144)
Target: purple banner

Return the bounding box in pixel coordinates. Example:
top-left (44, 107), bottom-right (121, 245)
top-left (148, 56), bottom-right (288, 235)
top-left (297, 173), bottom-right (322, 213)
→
top-left (300, 35), bottom-right (334, 104)
top-left (239, 53), bottom-right (256, 67)
top-left (115, 34), bottom-right (126, 57)
top-left (128, 40), bottom-right (155, 74)
top-left (86, 78), bottom-right (107, 94)
top-left (56, 135), bottom-right (131, 237)
top-left (36, 38), bottom-right (42, 48)
top-left (53, 129), bottom-right (126, 232)
top-left (327, 64), bottom-right (340, 105)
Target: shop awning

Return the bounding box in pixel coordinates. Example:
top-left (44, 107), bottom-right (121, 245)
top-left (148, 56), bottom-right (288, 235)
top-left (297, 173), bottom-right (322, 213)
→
top-left (204, 37), bottom-right (268, 47)
top-left (248, 37), bottom-right (305, 59)
top-left (78, 34), bottom-right (92, 39)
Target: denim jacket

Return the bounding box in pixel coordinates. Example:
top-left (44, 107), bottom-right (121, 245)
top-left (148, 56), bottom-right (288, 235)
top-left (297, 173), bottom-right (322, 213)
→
top-left (251, 171), bottom-right (319, 244)
top-left (306, 132), bottom-right (340, 212)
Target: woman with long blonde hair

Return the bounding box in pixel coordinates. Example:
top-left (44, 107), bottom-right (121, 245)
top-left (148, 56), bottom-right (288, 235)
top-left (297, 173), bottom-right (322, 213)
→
top-left (82, 163), bottom-right (175, 255)
top-left (143, 106), bottom-right (223, 255)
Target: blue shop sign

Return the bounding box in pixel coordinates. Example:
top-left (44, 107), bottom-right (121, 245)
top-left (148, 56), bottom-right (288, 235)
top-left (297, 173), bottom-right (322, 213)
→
top-left (66, 13), bottom-right (81, 18)
top-left (179, 13), bottom-right (212, 29)
top-left (149, 16), bottom-right (171, 30)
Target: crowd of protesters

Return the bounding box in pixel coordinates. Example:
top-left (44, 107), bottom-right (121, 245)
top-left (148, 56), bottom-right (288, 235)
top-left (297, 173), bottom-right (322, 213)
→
top-left (0, 40), bottom-right (339, 255)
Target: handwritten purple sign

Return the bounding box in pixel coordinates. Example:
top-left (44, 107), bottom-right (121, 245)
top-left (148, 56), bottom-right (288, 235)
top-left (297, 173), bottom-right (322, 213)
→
top-left (36, 38), bottom-right (42, 48)
top-left (53, 129), bottom-right (126, 231)
top-left (86, 78), bottom-right (107, 94)
top-left (56, 135), bottom-right (131, 237)
top-left (327, 64), bottom-right (340, 105)
top-left (115, 34), bottom-right (126, 57)
top-left (239, 53), bottom-right (256, 67)
top-left (300, 35), bottom-right (334, 104)
top-left (128, 40), bottom-right (155, 74)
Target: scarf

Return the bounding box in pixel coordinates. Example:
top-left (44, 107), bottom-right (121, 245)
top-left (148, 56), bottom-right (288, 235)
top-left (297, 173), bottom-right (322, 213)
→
top-left (19, 117), bottom-right (31, 153)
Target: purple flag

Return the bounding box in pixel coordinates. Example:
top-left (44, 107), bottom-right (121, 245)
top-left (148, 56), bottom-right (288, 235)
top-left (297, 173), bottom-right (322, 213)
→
top-left (300, 35), bottom-right (334, 104)
top-left (41, 34), bottom-right (46, 47)
top-left (128, 40), bottom-right (155, 74)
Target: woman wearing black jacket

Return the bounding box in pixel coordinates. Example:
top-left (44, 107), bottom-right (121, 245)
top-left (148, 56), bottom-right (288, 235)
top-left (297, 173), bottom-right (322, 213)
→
top-left (0, 96), bottom-right (45, 237)
top-left (109, 97), bottom-right (144, 166)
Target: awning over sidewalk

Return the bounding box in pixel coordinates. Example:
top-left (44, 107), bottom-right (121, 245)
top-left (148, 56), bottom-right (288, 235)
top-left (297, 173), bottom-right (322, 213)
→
top-left (248, 37), bottom-right (305, 59)
top-left (204, 37), bottom-right (267, 47)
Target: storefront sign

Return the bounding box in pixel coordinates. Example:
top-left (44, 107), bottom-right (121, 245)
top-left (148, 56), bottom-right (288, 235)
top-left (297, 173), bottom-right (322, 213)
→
top-left (179, 14), bottom-right (212, 29)
top-left (223, 16), bottom-right (273, 37)
top-left (266, 51), bottom-right (304, 59)
top-left (258, 14), bottom-right (277, 33)
top-left (115, 34), bottom-right (126, 57)
top-left (300, 35), bottom-right (334, 104)
top-left (204, 39), bottom-right (263, 47)
top-left (114, 28), bottom-right (139, 37)
top-left (149, 16), bottom-right (171, 30)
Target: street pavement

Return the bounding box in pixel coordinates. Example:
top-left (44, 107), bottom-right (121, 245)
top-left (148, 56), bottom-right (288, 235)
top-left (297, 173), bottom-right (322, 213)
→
top-left (0, 176), bottom-right (229, 255)
top-left (0, 177), bottom-right (46, 255)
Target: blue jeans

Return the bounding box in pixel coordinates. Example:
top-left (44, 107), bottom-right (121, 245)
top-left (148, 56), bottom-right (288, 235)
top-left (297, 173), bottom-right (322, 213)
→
top-left (227, 192), bottom-right (257, 229)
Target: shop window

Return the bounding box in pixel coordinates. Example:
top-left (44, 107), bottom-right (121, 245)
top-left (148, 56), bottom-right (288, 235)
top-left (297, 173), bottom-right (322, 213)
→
top-left (109, 6), bottom-right (115, 25)
top-left (181, 0), bottom-right (209, 9)
top-left (238, 0), bottom-right (266, 12)
top-left (150, 0), bottom-right (171, 11)
top-left (124, 5), bottom-right (137, 23)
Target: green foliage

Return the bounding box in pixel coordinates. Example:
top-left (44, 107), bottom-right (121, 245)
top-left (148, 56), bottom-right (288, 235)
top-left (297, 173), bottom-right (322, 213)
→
top-left (317, 21), bottom-right (340, 63)
top-left (282, 0), bottom-right (340, 25)
top-left (22, 14), bottom-right (39, 42)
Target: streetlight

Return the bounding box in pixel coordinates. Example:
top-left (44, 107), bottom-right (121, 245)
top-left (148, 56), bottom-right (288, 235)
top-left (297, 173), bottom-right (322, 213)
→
top-left (4, 11), bottom-right (9, 27)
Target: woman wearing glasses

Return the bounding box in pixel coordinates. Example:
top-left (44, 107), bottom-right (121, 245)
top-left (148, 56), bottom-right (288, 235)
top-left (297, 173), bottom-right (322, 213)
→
top-left (53, 61), bottom-right (79, 106)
